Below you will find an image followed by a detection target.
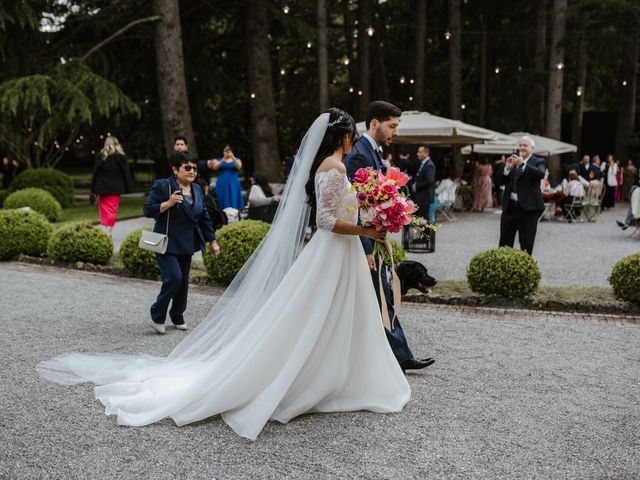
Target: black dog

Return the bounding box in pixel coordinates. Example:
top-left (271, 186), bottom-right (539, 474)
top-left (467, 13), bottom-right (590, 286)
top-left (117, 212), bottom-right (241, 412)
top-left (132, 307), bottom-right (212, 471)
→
top-left (395, 260), bottom-right (437, 295)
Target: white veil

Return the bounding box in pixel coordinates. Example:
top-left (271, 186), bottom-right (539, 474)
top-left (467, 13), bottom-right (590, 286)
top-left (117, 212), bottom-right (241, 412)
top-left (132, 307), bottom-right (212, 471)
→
top-left (37, 113), bottom-right (330, 384)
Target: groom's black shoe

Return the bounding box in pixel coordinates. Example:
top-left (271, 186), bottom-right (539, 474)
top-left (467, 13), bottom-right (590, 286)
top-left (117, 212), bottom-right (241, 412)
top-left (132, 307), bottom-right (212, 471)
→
top-left (400, 357), bottom-right (435, 372)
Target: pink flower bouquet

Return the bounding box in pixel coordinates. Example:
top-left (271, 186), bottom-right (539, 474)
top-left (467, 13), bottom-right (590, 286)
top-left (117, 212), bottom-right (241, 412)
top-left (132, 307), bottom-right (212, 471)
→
top-left (351, 167), bottom-right (417, 234)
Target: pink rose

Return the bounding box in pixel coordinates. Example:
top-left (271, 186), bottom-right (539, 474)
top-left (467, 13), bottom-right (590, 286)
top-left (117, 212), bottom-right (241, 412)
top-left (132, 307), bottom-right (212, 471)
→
top-left (354, 168), bottom-right (370, 185)
top-left (381, 182), bottom-right (398, 197)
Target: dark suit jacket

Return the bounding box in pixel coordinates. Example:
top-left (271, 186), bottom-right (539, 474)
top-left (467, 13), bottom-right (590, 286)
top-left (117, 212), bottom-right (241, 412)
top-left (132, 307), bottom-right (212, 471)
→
top-left (143, 177), bottom-right (216, 255)
top-left (91, 153), bottom-right (134, 195)
top-left (495, 155), bottom-right (546, 211)
top-left (344, 137), bottom-right (385, 255)
top-left (414, 158), bottom-right (436, 206)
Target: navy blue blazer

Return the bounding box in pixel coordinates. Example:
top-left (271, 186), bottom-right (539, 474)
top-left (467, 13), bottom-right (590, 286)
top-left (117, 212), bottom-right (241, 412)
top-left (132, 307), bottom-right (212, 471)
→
top-left (414, 158), bottom-right (436, 206)
top-left (495, 155), bottom-right (546, 211)
top-left (344, 137), bottom-right (385, 255)
top-left (143, 177), bottom-right (216, 255)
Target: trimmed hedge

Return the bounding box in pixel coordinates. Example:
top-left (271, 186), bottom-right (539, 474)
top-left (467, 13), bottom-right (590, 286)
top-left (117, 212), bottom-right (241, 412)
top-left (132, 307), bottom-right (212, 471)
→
top-left (466, 247), bottom-right (541, 299)
top-left (9, 168), bottom-right (74, 207)
top-left (0, 209), bottom-right (53, 260)
top-left (608, 253), bottom-right (640, 304)
top-left (119, 228), bottom-right (160, 277)
top-left (47, 222), bottom-right (113, 264)
top-left (203, 220), bottom-right (270, 284)
top-left (4, 188), bottom-right (62, 222)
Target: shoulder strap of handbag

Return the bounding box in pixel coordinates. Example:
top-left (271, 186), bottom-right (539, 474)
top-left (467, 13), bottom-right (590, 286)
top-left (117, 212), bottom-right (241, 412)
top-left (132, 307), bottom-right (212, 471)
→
top-left (165, 180), bottom-right (171, 235)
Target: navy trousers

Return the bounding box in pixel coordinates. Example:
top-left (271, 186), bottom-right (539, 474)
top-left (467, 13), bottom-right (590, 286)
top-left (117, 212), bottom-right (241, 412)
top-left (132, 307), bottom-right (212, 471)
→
top-left (371, 261), bottom-right (414, 363)
top-left (150, 253), bottom-right (192, 325)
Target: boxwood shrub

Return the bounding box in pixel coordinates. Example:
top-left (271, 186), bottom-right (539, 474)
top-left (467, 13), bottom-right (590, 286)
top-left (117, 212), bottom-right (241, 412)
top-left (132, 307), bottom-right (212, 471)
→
top-left (3, 188), bottom-right (62, 222)
top-left (203, 220), bottom-right (270, 284)
top-left (0, 209), bottom-right (53, 260)
top-left (608, 253), bottom-right (640, 304)
top-left (47, 222), bottom-right (113, 264)
top-left (467, 247), bottom-right (541, 299)
top-left (119, 228), bottom-right (160, 278)
top-left (9, 168), bottom-right (74, 207)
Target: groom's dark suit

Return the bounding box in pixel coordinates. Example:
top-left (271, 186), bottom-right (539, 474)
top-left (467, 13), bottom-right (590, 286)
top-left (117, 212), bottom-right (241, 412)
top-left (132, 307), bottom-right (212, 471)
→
top-left (345, 136), bottom-right (414, 363)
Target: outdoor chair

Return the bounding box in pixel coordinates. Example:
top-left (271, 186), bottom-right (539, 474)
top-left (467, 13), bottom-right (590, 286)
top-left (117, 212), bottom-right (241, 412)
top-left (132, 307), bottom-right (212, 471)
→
top-left (435, 184), bottom-right (458, 222)
top-left (582, 184), bottom-right (605, 222)
top-left (563, 195), bottom-right (585, 223)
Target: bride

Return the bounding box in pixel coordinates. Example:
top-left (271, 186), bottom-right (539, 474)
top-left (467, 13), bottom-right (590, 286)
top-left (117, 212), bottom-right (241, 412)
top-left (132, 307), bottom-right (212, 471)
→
top-left (37, 108), bottom-right (410, 440)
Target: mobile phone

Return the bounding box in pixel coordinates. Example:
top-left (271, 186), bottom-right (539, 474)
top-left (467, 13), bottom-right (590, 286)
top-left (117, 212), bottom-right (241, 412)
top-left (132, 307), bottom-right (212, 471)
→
top-left (512, 148), bottom-right (519, 156)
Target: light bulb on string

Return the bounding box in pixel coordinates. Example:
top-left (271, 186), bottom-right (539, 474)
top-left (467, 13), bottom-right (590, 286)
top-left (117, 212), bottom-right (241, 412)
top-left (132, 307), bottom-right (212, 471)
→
top-left (357, 90), bottom-right (363, 96)
top-left (444, 31), bottom-right (451, 40)
top-left (280, 68), bottom-right (286, 76)
top-left (409, 96), bottom-right (413, 101)
top-left (343, 57), bottom-right (350, 66)
top-left (400, 76), bottom-right (405, 84)
top-left (366, 26), bottom-right (374, 37)
top-left (494, 67), bottom-right (501, 75)
top-left (283, 5), bottom-right (289, 14)
top-left (555, 62), bottom-right (564, 70)
top-left (306, 41), bottom-right (312, 49)
top-left (410, 79), bottom-right (414, 84)
top-left (250, 93), bottom-right (256, 99)
top-left (622, 80), bottom-right (628, 86)
top-left (576, 86), bottom-right (583, 96)
top-left (461, 103), bottom-right (466, 110)
top-left (349, 87), bottom-right (354, 93)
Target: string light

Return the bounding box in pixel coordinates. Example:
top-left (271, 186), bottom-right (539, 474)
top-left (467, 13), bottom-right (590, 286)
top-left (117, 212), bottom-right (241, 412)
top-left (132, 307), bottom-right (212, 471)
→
top-left (409, 96), bottom-right (413, 101)
top-left (357, 90), bottom-right (363, 96)
top-left (91, 150), bottom-right (95, 154)
top-left (444, 31), bottom-right (451, 40)
top-left (409, 79), bottom-right (415, 84)
top-left (400, 76), bottom-right (405, 84)
top-left (555, 62), bottom-right (564, 70)
top-left (461, 103), bottom-right (466, 110)
top-left (349, 87), bottom-right (354, 93)
top-left (283, 5), bottom-right (289, 14)
top-left (622, 80), bottom-right (628, 86)
top-left (367, 26), bottom-right (374, 37)
top-left (343, 57), bottom-right (350, 66)
top-left (99, 135), bottom-right (104, 139)
top-left (576, 86), bottom-right (583, 96)
top-left (494, 67), bottom-right (501, 75)
top-left (306, 41), bottom-right (312, 49)
top-left (280, 68), bottom-right (286, 75)
top-left (250, 92), bottom-right (256, 99)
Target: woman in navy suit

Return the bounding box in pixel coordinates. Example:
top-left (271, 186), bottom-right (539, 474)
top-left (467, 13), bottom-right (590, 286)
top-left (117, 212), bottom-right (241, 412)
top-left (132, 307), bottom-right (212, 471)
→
top-left (143, 151), bottom-right (220, 334)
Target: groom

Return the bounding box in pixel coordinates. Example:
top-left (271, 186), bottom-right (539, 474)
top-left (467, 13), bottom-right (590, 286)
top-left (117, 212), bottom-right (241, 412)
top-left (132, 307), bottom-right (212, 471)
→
top-left (345, 101), bottom-right (435, 372)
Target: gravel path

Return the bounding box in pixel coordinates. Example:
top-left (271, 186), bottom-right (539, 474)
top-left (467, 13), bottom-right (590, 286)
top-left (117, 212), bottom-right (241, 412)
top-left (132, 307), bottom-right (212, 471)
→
top-left (2, 263), bottom-right (638, 479)
top-left (405, 203), bottom-right (640, 287)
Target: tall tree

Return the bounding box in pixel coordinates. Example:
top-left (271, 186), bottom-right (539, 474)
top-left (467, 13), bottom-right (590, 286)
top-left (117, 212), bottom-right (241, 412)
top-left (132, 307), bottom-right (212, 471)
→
top-left (614, 31), bottom-right (638, 162)
top-left (153, 0), bottom-right (197, 158)
top-left (448, 0), bottom-right (463, 175)
top-left (245, 0), bottom-right (280, 180)
top-left (478, 14), bottom-right (488, 126)
top-left (356, 0), bottom-right (372, 119)
top-left (317, 0), bottom-right (329, 112)
top-left (532, 0), bottom-right (546, 134)
top-left (545, 0), bottom-right (567, 180)
top-left (571, 26), bottom-right (587, 150)
top-left (414, 0), bottom-right (427, 110)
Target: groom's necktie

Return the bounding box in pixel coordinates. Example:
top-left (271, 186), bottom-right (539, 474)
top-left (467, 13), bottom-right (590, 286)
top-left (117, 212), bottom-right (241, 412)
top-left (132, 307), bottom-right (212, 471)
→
top-left (375, 147), bottom-right (385, 172)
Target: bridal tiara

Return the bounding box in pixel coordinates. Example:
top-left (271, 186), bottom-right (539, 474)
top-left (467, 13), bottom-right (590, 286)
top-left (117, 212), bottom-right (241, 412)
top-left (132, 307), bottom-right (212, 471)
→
top-left (328, 115), bottom-right (344, 127)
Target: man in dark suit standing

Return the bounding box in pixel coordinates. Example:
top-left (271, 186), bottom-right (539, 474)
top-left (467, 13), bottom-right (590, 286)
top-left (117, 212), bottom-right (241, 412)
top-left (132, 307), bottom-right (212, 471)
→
top-left (413, 146), bottom-right (436, 221)
top-left (345, 100), bottom-right (435, 373)
top-left (495, 136), bottom-right (546, 255)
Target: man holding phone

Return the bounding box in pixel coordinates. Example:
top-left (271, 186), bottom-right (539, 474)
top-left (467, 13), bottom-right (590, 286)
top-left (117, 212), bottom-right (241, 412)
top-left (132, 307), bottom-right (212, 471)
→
top-left (494, 136), bottom-right (546, 255)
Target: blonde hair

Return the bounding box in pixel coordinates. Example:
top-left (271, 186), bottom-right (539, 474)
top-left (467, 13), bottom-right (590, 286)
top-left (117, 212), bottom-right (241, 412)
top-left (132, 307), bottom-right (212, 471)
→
top-left (100, 136), bottom-right (125, 158)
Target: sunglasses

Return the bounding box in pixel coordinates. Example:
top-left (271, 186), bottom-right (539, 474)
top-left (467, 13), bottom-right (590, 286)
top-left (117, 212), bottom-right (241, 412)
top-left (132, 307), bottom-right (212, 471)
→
top-left (181, 164), bottom-right (197, 172)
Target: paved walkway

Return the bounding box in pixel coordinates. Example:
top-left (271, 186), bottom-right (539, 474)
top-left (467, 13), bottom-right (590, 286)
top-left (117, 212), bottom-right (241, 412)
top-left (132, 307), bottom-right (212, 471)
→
top-left (112, 203), bottom-right (638, 287)
top-left (2, 263), bottom-right (638, 479)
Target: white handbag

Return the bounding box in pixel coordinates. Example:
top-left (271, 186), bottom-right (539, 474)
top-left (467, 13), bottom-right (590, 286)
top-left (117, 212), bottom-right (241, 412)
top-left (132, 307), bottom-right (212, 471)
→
top-left (138, 182), bottom-right (171, 254)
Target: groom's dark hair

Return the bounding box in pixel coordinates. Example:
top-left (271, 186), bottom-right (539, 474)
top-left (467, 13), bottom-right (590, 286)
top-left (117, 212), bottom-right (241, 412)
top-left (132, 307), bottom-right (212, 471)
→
top-left (366, 101), bottom-right (402, 129)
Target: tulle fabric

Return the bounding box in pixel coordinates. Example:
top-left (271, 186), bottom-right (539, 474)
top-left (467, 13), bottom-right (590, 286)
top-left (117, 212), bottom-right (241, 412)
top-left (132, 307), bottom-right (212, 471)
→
top-left (37, 114), bottom-right (410, 440)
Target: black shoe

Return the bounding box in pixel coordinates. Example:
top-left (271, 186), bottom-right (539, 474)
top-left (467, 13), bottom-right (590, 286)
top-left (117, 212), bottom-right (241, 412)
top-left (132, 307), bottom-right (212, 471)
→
top-left (399, 357), bottom-right (435, 372)
top-left (616, 220), bottom-right (629, 230)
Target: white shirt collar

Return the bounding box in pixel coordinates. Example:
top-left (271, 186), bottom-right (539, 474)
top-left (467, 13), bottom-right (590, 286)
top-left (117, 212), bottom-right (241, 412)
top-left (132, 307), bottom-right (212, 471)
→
top-left (362, 132), bottom-right (379, 152)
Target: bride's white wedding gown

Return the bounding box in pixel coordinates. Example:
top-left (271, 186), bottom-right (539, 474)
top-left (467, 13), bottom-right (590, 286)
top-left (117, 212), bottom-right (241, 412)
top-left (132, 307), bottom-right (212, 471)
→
top-left (38, 168), bottom-right (410, 440)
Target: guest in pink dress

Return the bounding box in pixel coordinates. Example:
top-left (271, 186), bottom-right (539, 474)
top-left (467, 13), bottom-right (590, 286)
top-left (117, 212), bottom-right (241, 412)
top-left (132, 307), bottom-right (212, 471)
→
top-left (472, 158), bottom-right (493, 212)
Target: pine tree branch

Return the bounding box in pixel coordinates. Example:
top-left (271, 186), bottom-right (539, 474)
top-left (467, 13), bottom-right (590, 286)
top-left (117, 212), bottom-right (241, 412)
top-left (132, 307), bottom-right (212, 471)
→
top-left (79, 15), bottom-right (161, 63)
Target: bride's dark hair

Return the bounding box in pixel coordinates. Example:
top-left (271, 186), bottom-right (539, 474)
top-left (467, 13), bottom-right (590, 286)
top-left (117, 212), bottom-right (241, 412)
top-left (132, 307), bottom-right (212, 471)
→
top-left (304, 107), bottom-right (357, 209)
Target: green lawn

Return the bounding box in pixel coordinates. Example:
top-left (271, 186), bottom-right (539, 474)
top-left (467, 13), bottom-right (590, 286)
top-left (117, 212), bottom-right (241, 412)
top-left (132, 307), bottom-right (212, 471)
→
top-left (58, 196), bottom-right (147, 224)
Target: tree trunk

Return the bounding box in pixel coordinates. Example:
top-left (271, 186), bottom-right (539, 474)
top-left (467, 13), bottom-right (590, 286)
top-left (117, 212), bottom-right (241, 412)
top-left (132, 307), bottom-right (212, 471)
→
top-left (373, 38), bottom-right (389, 100)
top-left (317, 0), bottom-right (329, 112)
top-left (448, 0), bottom-right (463, 176)
top-left (245, 0), bottom-right (280, 181)
top-left (343, 0), bottom-right (357, 115)
top-left (532, 0), bottom-right (546, 134)
top-left (414, 0), bottom-right (427, 110)
top-left (614, 32), bottom-right (639, 162)
top-left (153, 0), bottom-right (197, 158)
top-left (478, 15), bottom-right (487, 126)
top-left (357, 0), bottom-right (372, 119)
top-left (545, 0), bottom-right (566, 181)
top-left (571, 29), bottom-right (587, 151)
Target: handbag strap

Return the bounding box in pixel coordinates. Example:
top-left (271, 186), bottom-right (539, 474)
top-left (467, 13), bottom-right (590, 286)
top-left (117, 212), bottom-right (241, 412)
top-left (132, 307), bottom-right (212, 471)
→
top-left (165, 180), bottom-right (171, 235)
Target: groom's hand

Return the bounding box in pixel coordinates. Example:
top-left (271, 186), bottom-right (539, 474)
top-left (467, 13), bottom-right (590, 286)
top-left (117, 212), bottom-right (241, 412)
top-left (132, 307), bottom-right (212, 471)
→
top-left (367, 254), bottom-right (376, 271)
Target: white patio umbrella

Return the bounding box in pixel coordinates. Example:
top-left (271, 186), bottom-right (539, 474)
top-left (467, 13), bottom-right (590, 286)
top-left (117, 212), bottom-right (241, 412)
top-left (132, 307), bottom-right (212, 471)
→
top-left (461, 132), bottom-right (577, 157)
top-left (355, 110), bottom-right (503, 145)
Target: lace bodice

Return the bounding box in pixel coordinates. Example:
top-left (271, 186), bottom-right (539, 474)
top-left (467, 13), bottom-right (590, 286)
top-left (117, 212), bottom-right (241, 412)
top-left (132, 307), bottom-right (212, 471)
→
top-left (315, 168), bottom-right (357, 231)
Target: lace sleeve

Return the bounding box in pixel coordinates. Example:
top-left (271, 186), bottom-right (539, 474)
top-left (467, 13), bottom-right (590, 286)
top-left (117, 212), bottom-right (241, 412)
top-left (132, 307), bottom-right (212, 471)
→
top-left (315, 169), bottom-right (346, 231)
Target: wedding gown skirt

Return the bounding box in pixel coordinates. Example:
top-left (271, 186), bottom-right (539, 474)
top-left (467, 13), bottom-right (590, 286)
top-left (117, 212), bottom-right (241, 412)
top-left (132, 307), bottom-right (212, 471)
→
top-left (38, 169), bottom-right (410, 440)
